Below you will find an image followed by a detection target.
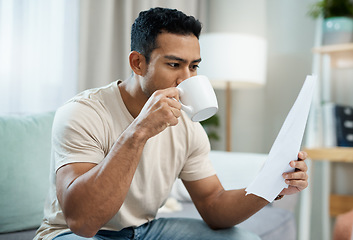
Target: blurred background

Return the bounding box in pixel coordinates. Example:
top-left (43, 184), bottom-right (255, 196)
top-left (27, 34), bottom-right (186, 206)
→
top-left (0, 0), bottom-right (319, 153)
top-left (1, 0), bottom-right (352, 239)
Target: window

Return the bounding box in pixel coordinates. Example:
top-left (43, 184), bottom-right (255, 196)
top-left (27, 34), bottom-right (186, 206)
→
top-left (0, 0), bottom-right (79, 114)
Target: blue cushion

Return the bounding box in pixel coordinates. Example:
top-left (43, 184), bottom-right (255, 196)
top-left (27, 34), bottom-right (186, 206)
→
top-left (0, 112), bottom-right (55, 233)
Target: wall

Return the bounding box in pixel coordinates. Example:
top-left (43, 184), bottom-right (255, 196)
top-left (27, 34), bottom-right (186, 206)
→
top-left (204, 0), bottom-right (317, 154)
top-left (204, 0), bottom-right (267, 153)
top-left (203, 0), bottom-right (319, 239)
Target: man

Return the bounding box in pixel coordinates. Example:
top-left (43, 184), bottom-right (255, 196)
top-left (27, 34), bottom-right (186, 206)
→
top-left (35, 7), bottom-right (308, 240)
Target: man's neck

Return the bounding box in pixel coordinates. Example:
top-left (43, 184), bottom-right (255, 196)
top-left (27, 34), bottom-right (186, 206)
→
top-left (118, 75), bottom-right (148, 118)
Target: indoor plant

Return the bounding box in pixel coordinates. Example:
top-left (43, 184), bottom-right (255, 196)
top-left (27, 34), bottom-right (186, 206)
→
top-left (200, 114), bottom-right (220, 141)
top-left (308, 0), bottom-right (353, 45)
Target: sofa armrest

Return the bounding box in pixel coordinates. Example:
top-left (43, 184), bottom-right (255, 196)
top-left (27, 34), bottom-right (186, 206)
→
top-left (209, 151), bottom-right (266, 190)
top-left (0, 112), bottom-right (55, 233)
top-left (170, 151), bottom-right (267, 202)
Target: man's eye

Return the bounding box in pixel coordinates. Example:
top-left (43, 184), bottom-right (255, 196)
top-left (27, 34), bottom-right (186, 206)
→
top-left (168, 63), bottom-right (179, 68)
top-left (191, 65), bottom-right (199, 70)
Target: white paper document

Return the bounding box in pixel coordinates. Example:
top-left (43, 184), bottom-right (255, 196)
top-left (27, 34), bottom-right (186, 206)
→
top-left (245, 75), bottom-right (317, 202)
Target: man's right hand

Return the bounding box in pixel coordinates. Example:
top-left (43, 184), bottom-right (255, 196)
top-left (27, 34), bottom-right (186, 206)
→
top-left (133, 87), bottom-right (182, 139)
top-left (56, 88), bottom-right (183, 238)
top-left (55, 88), bottom-right (181, 237)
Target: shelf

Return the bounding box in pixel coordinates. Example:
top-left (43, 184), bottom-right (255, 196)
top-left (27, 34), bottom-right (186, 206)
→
top-left (312, 43), bottom-right (353, 69)
top-left (303, 147), bottom-right (353, 217)
top-left (330, 194), bottom-right (353, 217)
top-left (302, 147), bottom-right (353, 163)
top-left (305, 39), bottom-right (353, 238)
top-left (312, 43), bottom-right (353, 54)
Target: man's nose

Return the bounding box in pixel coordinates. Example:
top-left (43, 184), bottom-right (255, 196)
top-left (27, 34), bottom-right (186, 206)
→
top-left (176, 69), bottom-right (192, 85)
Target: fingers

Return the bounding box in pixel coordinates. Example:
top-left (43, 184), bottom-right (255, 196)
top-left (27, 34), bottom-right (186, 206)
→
top-left (162, 87), bottom-right (180, 102)
top-left (146, 88), bottom-right (182, 127)
top-left (283, 171), bottom-right (308, 182)
top-left (282, 180), bottom-right (308, 193)
top-left (281, 152), bottom-right (309, 192)
top-left (289, 159), bottom-right (308, 172)
top-left (284, 179), bottom-right (308, 191)
top-left (282, 156), bottom-right (309, 192)
top-left (282, 171), bottom-right (309, 192)
top-left (166, 96), bottom-right (181, 114)
top-left (134, 87), bottom-right (184, 139)
top-left (161, 89), bottom-right (182, 126)
top-left (298, 151), bottom-right (308, 161)
top-left (285, 160), bottom-right (308, 181)
top-left (170, 106), bottom-right (181, 119)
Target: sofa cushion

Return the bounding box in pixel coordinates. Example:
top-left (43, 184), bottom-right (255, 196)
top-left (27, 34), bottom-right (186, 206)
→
top-left (0, 229), bottom-right (37, 240)
top-left (157, 202), bottom-right (296, 240)
top-left (0, 112), bottom-right (55, 233)
top-left (163, 151), bottom-right (297, 239)
top-left (170, 151), bottom-right (267, 202)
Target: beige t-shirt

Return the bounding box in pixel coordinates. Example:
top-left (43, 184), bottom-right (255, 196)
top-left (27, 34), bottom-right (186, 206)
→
top-left (34, 81), bottom-right (215, 240)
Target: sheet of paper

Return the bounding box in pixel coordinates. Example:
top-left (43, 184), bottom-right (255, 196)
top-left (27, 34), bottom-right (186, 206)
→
top-left (245, 75), bottom-right (316, 202)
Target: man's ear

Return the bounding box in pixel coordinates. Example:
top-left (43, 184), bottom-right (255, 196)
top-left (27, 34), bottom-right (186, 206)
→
top-left (129, 51), bottom-right (146, 76)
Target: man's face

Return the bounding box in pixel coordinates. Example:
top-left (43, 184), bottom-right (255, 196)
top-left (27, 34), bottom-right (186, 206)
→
top-left (140, 32), bottom-right (201, 97)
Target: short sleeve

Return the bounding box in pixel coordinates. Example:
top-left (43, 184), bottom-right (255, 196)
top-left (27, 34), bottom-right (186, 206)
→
top-left (52, 102), bottom-right (106, 172)
top-left (178, 122), bottom-right (216, 181)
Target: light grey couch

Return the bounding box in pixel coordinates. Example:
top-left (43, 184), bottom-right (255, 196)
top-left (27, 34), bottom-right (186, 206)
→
top-left (0, 112), bottom-right (297, 240)
top-left (157, 151), bottom-right (297, 240)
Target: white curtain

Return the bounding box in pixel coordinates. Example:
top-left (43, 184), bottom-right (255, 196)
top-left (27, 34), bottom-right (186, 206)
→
top-left (0, 0), bottom-right (205, 113)
top-left (78, 0), bottom-right (207, 91)
top-left (0, 0), bottom-right (79, 114)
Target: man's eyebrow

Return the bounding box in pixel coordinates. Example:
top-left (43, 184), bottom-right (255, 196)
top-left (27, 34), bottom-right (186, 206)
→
top-left (164, 55), bottom-right (202, 63)
top-left (192, 58), bottom-right (202, 63)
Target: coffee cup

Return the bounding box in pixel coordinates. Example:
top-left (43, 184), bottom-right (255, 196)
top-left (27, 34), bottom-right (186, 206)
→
top-left (176, 75), bottom-right (218, 122)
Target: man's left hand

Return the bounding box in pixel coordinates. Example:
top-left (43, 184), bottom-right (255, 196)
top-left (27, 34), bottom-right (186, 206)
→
top-left (279, 151), bottom-right (309, 196)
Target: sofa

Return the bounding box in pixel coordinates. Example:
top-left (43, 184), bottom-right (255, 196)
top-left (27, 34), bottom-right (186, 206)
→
top-left (0, 112), bottom-right (297, 240)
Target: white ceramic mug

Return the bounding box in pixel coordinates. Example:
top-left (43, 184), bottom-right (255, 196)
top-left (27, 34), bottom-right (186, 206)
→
top-left (177, 75), bottom-right (218, 122)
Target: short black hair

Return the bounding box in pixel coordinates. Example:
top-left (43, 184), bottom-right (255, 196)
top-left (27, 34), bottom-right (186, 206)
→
top-left (131, 7), bottom-right (202, 63)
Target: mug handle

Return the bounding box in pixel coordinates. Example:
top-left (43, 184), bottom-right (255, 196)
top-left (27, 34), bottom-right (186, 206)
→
top-left (176, 88), bottom-right (193, 114)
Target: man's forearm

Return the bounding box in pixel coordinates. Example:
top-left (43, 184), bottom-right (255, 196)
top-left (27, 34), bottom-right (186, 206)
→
top-left (200, 189), bottom-right (269, 230)
top-left (57, 123), bottom-right (148, 237)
